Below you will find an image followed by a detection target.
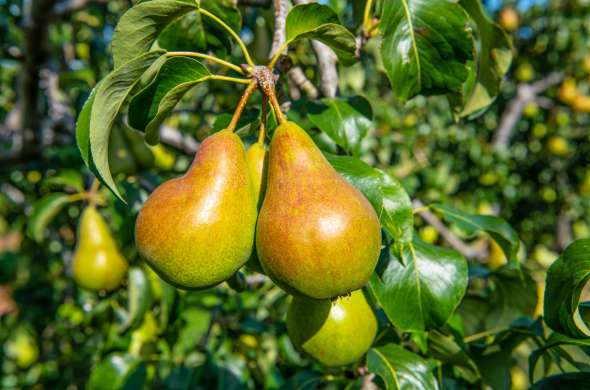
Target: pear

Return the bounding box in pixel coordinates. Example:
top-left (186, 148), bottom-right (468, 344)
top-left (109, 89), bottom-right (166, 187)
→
top-left (246, 142), bottom-right (268, 208)
top-left (72, 205), bottom-right (128, 291)
top-left (256, 121), bottom-right (381, 299)
top-left (135, 129), bottom-right (257, 289)
top-left (245, 142), bottom-right (268, 273)
top-left (287, 290), bottom-right (377, 367)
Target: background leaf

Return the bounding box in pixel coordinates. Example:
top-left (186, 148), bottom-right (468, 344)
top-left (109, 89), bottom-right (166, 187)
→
top-left (285, 3), bottom-right (357, 65)
top-left (128, 56), bottom-right (211, 144)
top-left (308, 96), bottom-right (372, 156)
top-left (111, 0), bottom-right (197, 68)
top-left (544, 238), bottom-right (590, 338)
top-left (88, 353), bottom-right (146, 390)
top-left (380, 0), bottom-right (475, 101)
top-left (431, 203), bottom-right (520, 263)
top-left (449, 0), bottom-right (513, 117)
top-left (27, 193), bottom-right (72, 242)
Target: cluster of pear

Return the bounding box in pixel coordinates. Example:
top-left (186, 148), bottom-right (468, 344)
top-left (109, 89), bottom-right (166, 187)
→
top-left (135, 120), bottom-right (382, 366)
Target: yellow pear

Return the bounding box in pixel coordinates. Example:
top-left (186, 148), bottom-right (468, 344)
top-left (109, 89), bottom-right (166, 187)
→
top-left (72, 205), bottom-right (128, 291)
top-left (135, 129), bottom-right (257, 289)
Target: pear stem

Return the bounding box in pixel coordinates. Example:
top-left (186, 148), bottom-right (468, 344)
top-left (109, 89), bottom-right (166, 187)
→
top-left (198, 8), bottom-right (256, 68)
top-left (167, 51), bottom-right (245, 75)
top-left (268, 93), bottom-right (286, 124)
top-left (257, 95), bottom-right (268, 144)
top-left (228, 81), bottom-right (258, 132)
top-left (209, 75), bottom-right (251, 85)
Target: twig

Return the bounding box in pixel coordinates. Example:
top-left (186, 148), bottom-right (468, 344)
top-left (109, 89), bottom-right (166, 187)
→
top-left (268, 0), bottom-right (288, 61)
top-left (412, 200), bottom-right (482, 260)
top-left (288, 67), bottom-right (318, 98)
top-left (228, 81), bottom-right (259, 131)
top-left (492, 72), bottom-right (564, 150)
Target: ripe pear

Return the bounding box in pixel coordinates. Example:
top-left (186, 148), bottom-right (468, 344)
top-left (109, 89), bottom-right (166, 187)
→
top-left (72, 205), bottom-right (128, 291)
top-left (256, 121), bottom-right (381, 299)
top-left (135, 129), bottom-right (257, 289)
top-left (287, 290), bottom-right (377, 367)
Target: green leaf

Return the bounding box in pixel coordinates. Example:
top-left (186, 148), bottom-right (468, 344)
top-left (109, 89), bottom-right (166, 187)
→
top-left (448, 0), bottom-right (513, 118)
top-left (380, 0), bottom-right (475, 101)
top-left (431, 203), bottom-right (520, 263)
top-left (458, 267), bottom-right (537, 336)
top-left (111, 0), bottom-right (197, 69)
top-left (280, 371), bottom-right (323, 390)
top-left (27, 193), bottom-right (72, 242)
top-left (119, 267), bottom-right (153, 333)
top-left (367, 344), bottom-right (439, 390)
top-left (428, 330), bottom-right (480, 383)
top-left (128, 56), bottom-right (211, 144)
top-left (75, 84), bottom-right (99, 168)
top-left (326, 154), bottom-right (413, 243)
top-left (285, 3), bottom-right (357, 65)
top-left (308, 96), bottom-right (373, 156)
top-left (531, 373), bottom-right (590, 390)
top-left (529, 333), bottom-right (590, 383)
top-left (89, 50), bottom-right (165, 201)
top-left (43, 169), bottom-right (85, 192)
top-left (370, 241), bottom-right (468, 332)
top-left (544, 238), bottom-right (590, 339)
top-left (88, 353), bottom-right (146, 390)
top-left (158, 1), bottom-right (241, 55)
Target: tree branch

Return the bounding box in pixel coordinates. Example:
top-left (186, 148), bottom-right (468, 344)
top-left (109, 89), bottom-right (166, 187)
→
top-left (413, 200), bottom-right (483, 260)
top-left (492, 72), bottom-right (564, 150)
top-left (52, 0), bottom-right (108, 18)
top-left (268, 0), bottom-right (288, 61)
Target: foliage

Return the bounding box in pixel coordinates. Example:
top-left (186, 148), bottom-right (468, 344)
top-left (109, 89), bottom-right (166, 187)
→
top-left (1, 0), bottom-right (589, 388)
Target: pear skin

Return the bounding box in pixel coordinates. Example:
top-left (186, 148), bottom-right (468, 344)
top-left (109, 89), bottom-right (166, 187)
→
top-left (287, 290), bottom-right (377, 367)
top-left (135, 129), bottom-right (257, 289)
top-left (72, 205), bottom-right (128, 291)
top-left (245, 142), bottom-right (268, 273)
top-left (256, 121), bottom-right (381, 299)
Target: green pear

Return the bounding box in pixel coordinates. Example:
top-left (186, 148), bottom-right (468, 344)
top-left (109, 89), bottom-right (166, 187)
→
top-left (246, 142), bottom-right (268, 208)
top-left (287, 290), bottom-right (377, 367)
top-left (4, 328), bottom-right (39, 369)
top-left (135, 129), bottom-right (257, 289)
top-left (72, 205), bottom-right (128, 291)
top-left (256, 121), bottom-right (381, 299)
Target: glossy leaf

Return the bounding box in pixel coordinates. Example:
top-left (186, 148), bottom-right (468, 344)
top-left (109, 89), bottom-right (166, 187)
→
top-left (75, 84), bottom-right (99, 169)
top-left (285, 3), bottom-right (357, 65)
top-left (111, 0), bottom-right (197, 68)
top-left (380, 0), bottom-right (474, 101)
top-left (119, 267), bottom-right (153, 333)
top-left (544, 238), bottom-right (590, 338)
top-left (449, 0), bottom-right (513, 118)
top-left (529, 332), bottom-right (590, 383)
top-left (89, 50), bottom-right (165, 200)
top-left (27, 193), bottom-right (72, 242)
top-left (367, 344), bottom-right (438, 390)
top-left (308, 96), bottom-right (373, 156)
top-left (531, 373), bottom-right (590, 389)
top-left (370, 241), bottom-right (468, 332)
top-left (326, 154), bottom-right (413, 243)
top-left (431, 203), bottom-right (520, 263)
top-left (88, 353), bottom-right (146, 390)
top-left (127, 56), bottom-right (211, 144)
